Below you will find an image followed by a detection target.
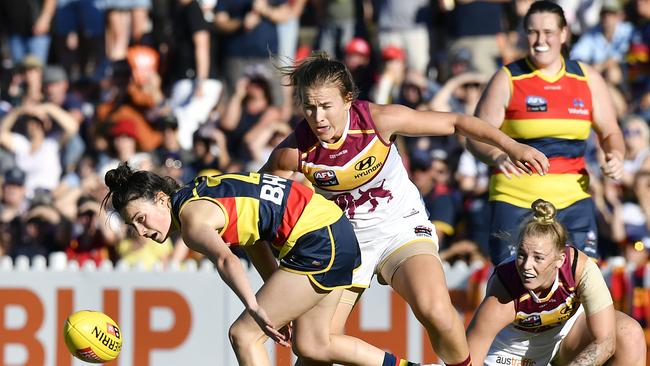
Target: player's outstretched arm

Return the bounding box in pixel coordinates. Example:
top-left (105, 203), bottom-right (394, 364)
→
top-left (370, 99), bottom-right (549, 176)
top-left (179, 199), bottom-right (289, 345)
top-left (466, 275), bottom-right (515, 365)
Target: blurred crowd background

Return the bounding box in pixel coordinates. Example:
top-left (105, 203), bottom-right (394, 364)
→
top-left (0, 0), bottom-right (649, 278)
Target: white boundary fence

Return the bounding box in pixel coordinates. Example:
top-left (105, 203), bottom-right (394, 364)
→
top-left (0, 253), bottom-right (640, 366)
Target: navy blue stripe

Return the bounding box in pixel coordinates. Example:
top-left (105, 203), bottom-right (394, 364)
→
top-left (506, 59), bottom-right (533, 77)
top-left (515, 137), bottom-right (586, 158)
top-left (565, 59), bottom-right (585, 77)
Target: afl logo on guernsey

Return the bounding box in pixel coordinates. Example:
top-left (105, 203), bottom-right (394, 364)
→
top-left (519, 314), bottom-right (542, 328)
top-left (314, 170), bottom-right (339, 187)
top-left (526, 95), bottom-right (547, 112)
top-left (355, 156), bottom-right (376, 171)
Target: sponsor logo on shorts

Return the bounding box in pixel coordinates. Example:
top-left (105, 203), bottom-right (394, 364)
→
top-left (414, 225), bottom-right (432, 238)
top-left (526, 95), bottom-right (547, 112)
top-left (314, 170), bottom-right (339, 186)
top-left (495, 355), bottom-right (536, 365)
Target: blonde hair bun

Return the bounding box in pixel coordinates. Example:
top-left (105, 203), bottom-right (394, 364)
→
top-left (531, 199), bottom-right (556, 224)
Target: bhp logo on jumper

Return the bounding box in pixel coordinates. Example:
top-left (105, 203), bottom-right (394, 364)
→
top-left (333, 179), bottom-right (393, 218)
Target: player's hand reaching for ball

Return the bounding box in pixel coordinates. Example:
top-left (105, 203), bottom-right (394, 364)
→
top-left (247, 305), bottom-right (290, 347)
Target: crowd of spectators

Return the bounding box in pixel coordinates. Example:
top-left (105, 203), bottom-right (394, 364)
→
top-left (0, 0), bottom-right (649, 274)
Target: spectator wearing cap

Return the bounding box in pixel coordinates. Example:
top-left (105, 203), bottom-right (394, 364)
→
top-left (98, 119), bottom-right (154, 177)
top-left (16, 200), bottom-right (67, 259)
top-left (152, 114), bottom-right (194, 181)
top-left (188, 123), bottom-right (230, 177)
top-left (43, 65), bottom-right (87, 173)
top-left (0, 103), bottom-right (79, 197)
top-left (0, 168), bottom-right (28, 257)
top-left (0, 0), bottom-right (56, 65)
top-left (1, 168), bottom-right (28, 224)
top-left (344, 37), bottom-right (376, 101)
top-left (571, 0), bottom-right (632, 74)
top-left (373, 0), bottom-right (432, 74)
top-left (21, 55), bottom-right (45, 105)
top-left (65, 196), bottom-right (119, 266)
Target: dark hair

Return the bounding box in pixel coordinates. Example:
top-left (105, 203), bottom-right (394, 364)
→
top-left (523, 1), bottom-right (568, 30)
top-left (102, 162), bottom-right (180, 214)
top-left (246, 76), bottom-right (275, 106)
top-left (518, 199), bottom-right (568, 252)
top-left (277, 51), bottom-right (359, 104)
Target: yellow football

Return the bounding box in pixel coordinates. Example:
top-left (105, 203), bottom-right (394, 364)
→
top-left (63, 310), bottom-right (122, 363)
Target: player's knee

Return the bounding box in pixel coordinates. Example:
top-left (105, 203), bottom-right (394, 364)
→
top-left (292, 335), bottom-right (329, 362)
top-left (228, 320), bottom-right (260, 351)
top-left (410, 297), bottom-right (455, 332)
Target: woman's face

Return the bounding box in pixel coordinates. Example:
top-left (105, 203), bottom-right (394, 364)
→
top-left (245, 82), bottom-right (270, 114)
top-left (26, 119), bottom-right (45, 140)
top-left (122, 194), bottom-right (172, 243)
top-left (300, 85), bottom-right (351, 143)
top-left (623, 119), bottom-right (649, 152)
top-left (515, 234), bottom-right (565, 294)
top-left (113, 135), bottom-right (137, 160)
top-left (526, 12), bottom-right (567, 69)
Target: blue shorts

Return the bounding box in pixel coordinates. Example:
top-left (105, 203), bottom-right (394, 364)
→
top-left (489, 198), bottom-right (598, 265)
top-left (54, 0), bottom-right (106, 37)
top-left (279, 216), bottom-right (361, 290)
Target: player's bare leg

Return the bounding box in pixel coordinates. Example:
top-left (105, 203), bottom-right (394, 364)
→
top-left (228, 270), bottom-right (328, 366)
top-left (390, 254), bottom-right (471, 364)
top-left (294, 287), bottom-right (363, 366)
top-left (229, 270), bottom-right (403, 366)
